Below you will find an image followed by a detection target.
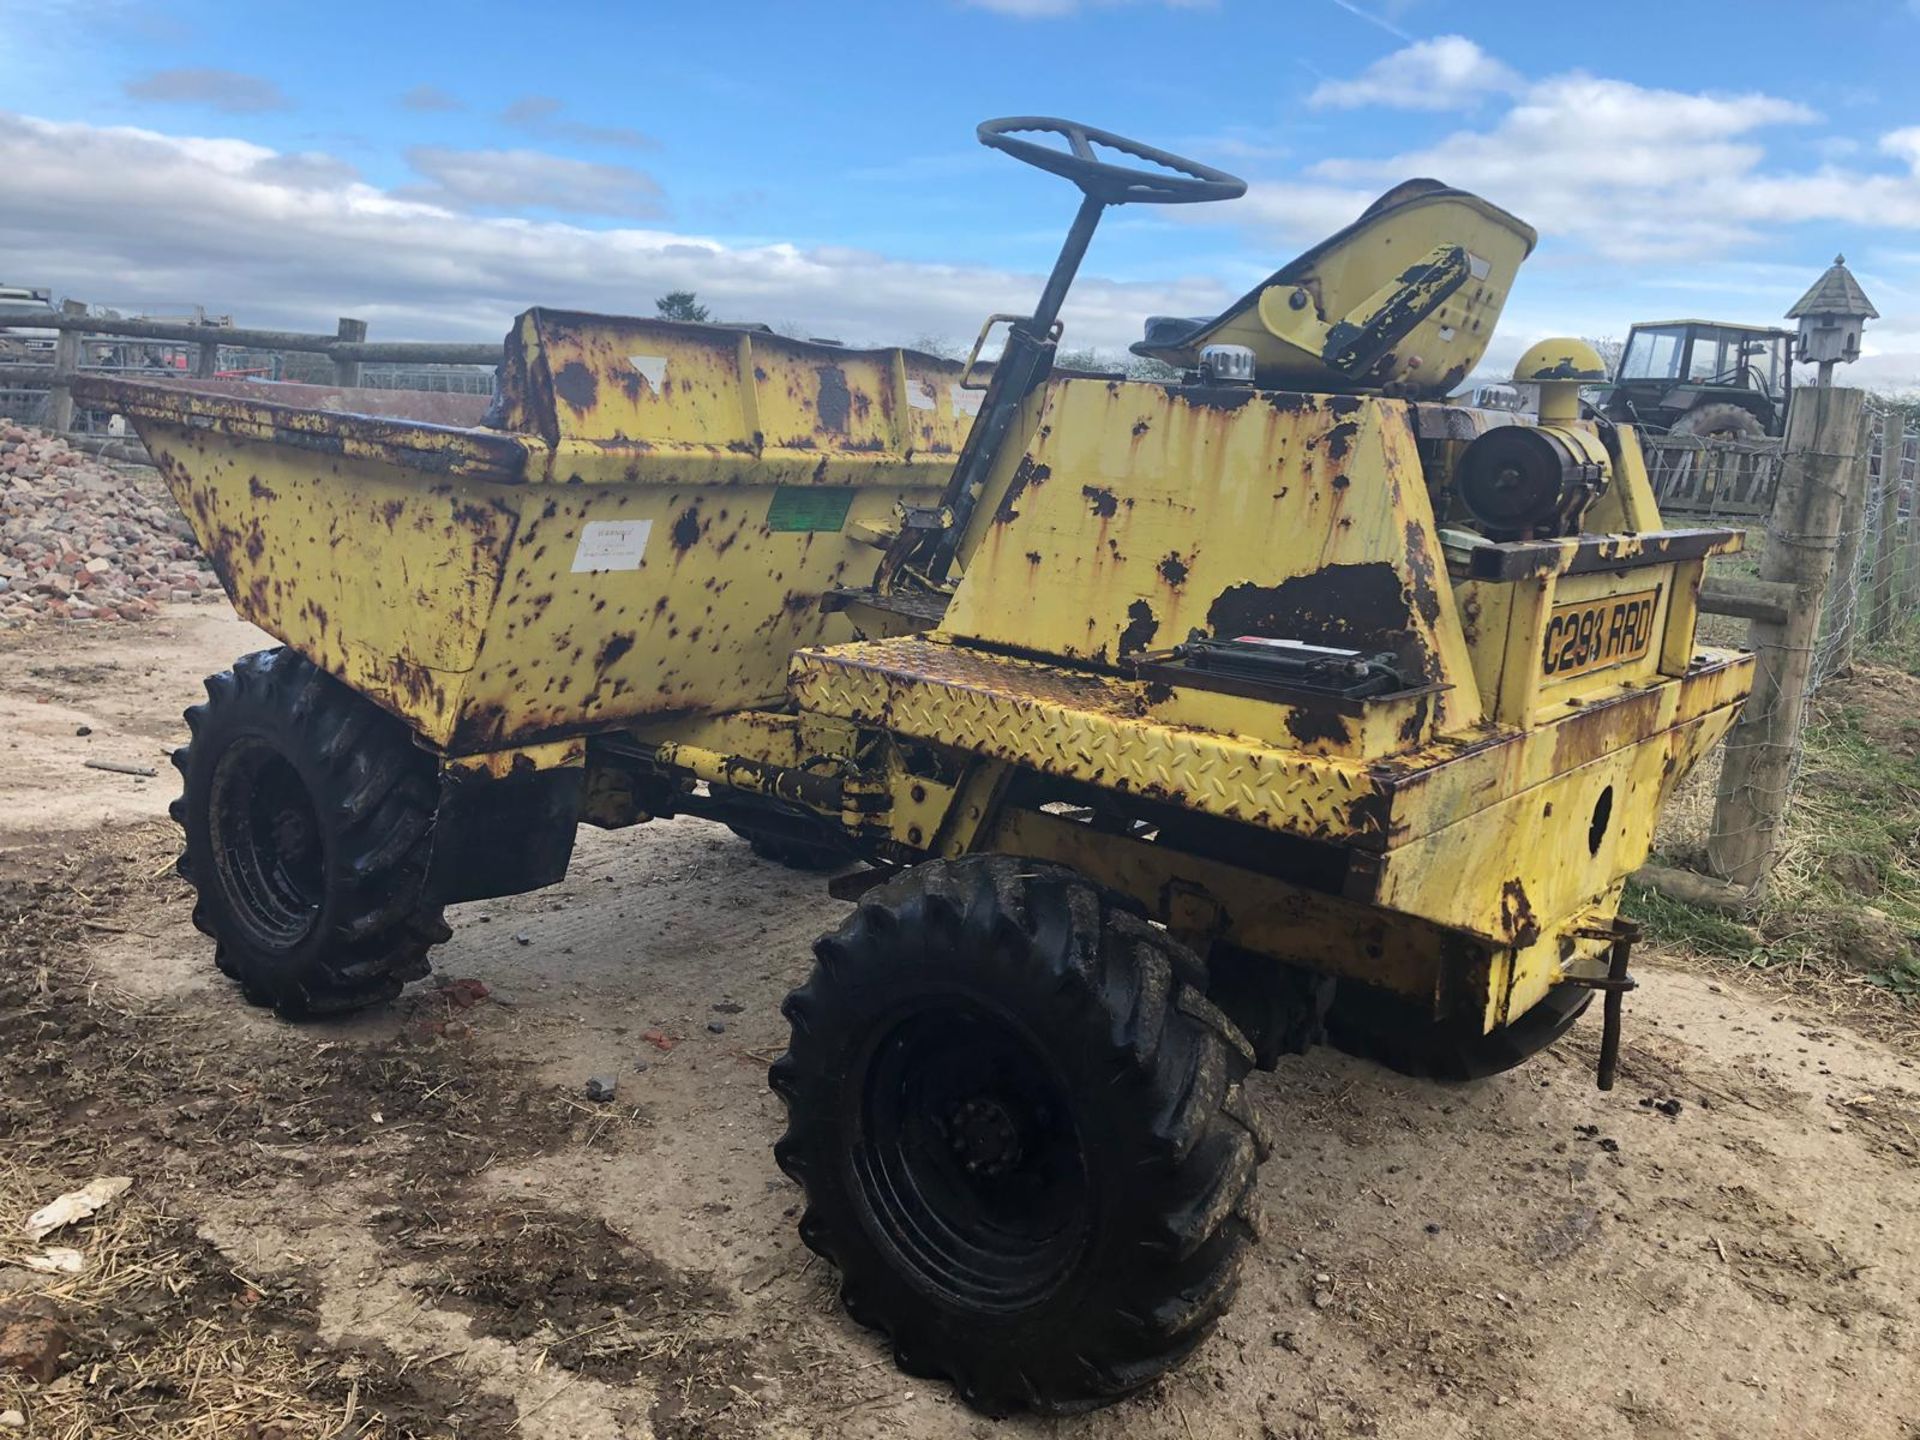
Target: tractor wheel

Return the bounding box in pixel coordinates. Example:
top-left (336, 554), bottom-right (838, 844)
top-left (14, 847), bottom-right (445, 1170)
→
top-left (171, 648), bottom-right (450, 1018)
top-left (770, 855), bottom-right (1270, 1416)
top-left (1324, 981), bottom-right (1592, 1083)
top-left (1670, 402), bottom-right (1765, 442)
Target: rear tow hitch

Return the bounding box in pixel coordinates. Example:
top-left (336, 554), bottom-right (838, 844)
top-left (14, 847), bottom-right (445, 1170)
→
top-left (1565, 919), bottom-right (1641, 1091)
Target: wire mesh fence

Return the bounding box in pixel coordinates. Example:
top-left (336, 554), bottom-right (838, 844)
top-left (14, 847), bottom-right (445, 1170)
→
top-left (1656, 397), bottom-right (1920, 895)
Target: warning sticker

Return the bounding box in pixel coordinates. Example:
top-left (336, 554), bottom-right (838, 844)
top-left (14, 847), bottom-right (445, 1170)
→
top-left (766, 486), bottom-right (855, 533)
top-left (571, 519), bottom-right (653, 573)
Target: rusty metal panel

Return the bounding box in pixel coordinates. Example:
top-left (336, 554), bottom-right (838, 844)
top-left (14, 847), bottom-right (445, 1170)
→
top-left (789, 635), bottom-right (1387, 845)
top-left (1135, 185), bottom-right (1536, 397)
top-left (442, 478), bottom-right (941, 752)
top-left (944, 379), bottom-right (1484, 732)
top-left (987, 806), bottom-right (1458, 1000)
top-left (102, 321), bottom-right (959, 754)
top-left (493, 309), bottom-right (973, 481)
top-left (1371, 651), bottom-right (1752, 831)
top-left (1363, 696), bottom-right (1744, 946)
top-left (142, 419), bottom-right (521, 744)
top-left (795, 630), bottom-right (1750, 948)
top-left (76, 375), bottom-right (530, 482)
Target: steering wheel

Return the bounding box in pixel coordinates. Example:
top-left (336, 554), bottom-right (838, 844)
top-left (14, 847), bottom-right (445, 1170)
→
top-left (977, 117), bottom-right (1246, 206)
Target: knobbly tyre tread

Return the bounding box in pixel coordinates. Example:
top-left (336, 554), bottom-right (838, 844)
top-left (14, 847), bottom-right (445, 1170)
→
top-left (1324, 980), bottom-right (1593, 1082)
top-left (769, 855), bottom-right (1271, 1416)
top-left (171, 647), bottom-right (447, 1019)
top-left (1669, 400), bottom-right (1767, 441)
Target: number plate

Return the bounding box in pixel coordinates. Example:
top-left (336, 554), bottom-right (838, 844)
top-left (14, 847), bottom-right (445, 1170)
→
top-left (1541, 586), bottom-right (1661, 680)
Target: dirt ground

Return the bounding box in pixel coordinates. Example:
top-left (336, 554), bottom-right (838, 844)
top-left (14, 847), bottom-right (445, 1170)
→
top-left (4, 607), bottom-right (1920, 1439)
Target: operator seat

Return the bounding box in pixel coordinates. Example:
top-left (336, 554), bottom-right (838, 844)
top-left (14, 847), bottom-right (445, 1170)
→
top-left (1131, 179), bottom-right (1536, 400)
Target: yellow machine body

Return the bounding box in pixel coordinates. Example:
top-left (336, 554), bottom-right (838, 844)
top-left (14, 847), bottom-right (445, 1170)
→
top-left (81, 184), bottom-right (1751, 1041)
top-left (88, 315), bottom-right (972, 752)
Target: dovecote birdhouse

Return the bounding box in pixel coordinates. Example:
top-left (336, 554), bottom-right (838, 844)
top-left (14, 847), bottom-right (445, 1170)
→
top-left (1787, 255), bottom-right (1877, 370)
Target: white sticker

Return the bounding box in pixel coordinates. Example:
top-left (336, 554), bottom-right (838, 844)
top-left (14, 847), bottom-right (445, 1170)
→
top-left (950, 384), bottom-right (984, 418)
top-left (1465, 251), bottom-right (1491, 280)
top-left (906, 378), bottom-right (938, 411)
top-left (628, 355), bottom-right (668, 390)
top-left (571, 519), bottom-right (653, 573)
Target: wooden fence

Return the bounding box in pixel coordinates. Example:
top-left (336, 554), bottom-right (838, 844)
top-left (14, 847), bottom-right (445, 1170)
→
top-left (0, 301), bottom-right (502, 435)
top-left (1645, 390), bottom-right (1920, 906)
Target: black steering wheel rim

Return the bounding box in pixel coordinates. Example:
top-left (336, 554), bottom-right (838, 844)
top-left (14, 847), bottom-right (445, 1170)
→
top-left (977, 116), bottom-right (1246, 206)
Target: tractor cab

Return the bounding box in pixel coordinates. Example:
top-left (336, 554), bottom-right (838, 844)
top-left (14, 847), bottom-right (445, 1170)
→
top-left (1601, 319), bottom-right (1793, 439)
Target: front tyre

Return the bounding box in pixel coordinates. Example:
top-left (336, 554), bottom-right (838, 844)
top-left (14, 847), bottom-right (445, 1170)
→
top-left (171, 648), bottom-right (450, 1018)
top-left (770, 856), bottom-right (1270, 1415)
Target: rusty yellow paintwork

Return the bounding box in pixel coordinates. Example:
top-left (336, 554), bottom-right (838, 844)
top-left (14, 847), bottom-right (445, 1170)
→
top-left (942, 379), bottom-right (1485, 730)
top-left (83, 317), bottom-right (969, 754)
top-left (788, 634), bottom-right (1383, 841)
top-left (87, 270), bottom-right (1755, 1046)
top-left (494, 310), bottom-right (976, 486)
top-left (782, 334), bottom-right (1752, 1030)
top-left (1133, 184), bottom-right (1536, 396)
top-left (791, 629), bottom-right (1748, 949)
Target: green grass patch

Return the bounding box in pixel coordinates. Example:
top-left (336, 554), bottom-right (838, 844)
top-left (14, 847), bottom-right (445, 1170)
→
top-left (1861, 612), bottom-right (1920, 677)
top-left (1624, 879), bottom-right (1761, 962)
top-left (1629, 641), bottom-right (1920, 994)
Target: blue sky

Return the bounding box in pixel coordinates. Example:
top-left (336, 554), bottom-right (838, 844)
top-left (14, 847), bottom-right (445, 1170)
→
top-left (4, 0), bottom-right (1919, 388)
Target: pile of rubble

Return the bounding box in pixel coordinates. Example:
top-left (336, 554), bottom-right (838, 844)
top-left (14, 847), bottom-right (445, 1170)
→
top-left (0, 423), bottom-right (221, 625)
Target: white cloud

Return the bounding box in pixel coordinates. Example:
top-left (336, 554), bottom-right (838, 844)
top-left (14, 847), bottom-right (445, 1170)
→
top-left (0, 111), bottom-right (1228, 354)
top-left (1882, 126), bottom-right (1920, 175)
top-left (1301, 73), bottom-right (1823, 260)
top-left (1309, 36), bottom-right (1519, 111)
top-left (401, 147), bottom-right (665, 220)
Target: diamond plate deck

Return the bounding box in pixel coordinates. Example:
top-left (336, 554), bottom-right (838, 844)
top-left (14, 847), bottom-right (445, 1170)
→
top-left (789, 635), bottom-right (1385, 845)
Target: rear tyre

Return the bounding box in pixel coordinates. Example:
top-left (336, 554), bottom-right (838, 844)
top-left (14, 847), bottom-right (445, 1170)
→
top-left (1670, 402), bottom-right (1765, 441)
top-left (171, 648), bottom-right (449, 1018)
top-left (770, 855), bottom-right (1270, 1415)
top-left (1324, 982), bottom-right (1592, 1083)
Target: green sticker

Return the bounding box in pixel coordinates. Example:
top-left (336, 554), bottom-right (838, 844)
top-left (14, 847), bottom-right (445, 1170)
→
top-left (766, 485), bottom-right (855, 533)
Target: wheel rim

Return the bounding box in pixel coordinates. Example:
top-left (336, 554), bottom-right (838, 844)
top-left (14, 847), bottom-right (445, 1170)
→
top-left (208, 738), bottom-right (325, 950)
top-left (851, 1004), bottom-right (1088, 1313)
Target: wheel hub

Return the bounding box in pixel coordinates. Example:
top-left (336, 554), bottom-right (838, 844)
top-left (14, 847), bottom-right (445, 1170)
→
top-left (941, 1096), bottom-right (1024, 1176)
top-left (853, 1005), bottom-right (1088, 1313)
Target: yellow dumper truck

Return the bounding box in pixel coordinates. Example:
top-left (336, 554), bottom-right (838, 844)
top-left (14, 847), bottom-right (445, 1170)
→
top-left (79, 118), bottom-right (1750, 1415)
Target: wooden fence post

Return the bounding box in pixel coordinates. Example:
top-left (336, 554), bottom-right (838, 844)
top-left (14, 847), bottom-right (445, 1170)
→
top-left (47, 299), bottom-right (85, 434)
top-left (1707, 385), bottom-right (1867, 891)
top-left (1821, 405), bottom-right (1876, 675)
top-left (331, 317), bottom-right (367, 389)
top-left (1867, 408), bottom-right (1903, 643)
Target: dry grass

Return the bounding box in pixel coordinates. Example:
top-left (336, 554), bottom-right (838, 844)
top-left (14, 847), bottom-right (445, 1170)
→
top-left (0, 829), bottom-right (521, 1437)
top-left (0, 1163), bottom-right (359, 1439)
